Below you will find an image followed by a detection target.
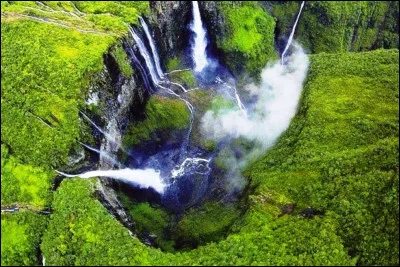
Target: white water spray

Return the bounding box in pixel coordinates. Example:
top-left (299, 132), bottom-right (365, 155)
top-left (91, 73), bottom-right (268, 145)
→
top-left (190, 1), bottom-right (209, 72)
top-left (139, 17), bottom-right (164, 79)
top-left (281, 1), bottom-right (305, 65)
top-left (202, 44), bottom-right (309, 151)
top-left (216, 77), bottom-right (247, 114)
top-left (171, 157), bottom-right (210, 178)
top-left (128, 26), bottom-right (160, 85)
top-left (56, 169), bottom-right (165, 194)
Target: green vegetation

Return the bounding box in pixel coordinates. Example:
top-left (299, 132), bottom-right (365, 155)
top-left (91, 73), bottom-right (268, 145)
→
top-left (166, 57), bottom-right (197, 88)
top-left (1, 1), bottom-right (399, 266)
top-left (246, 49), bottom-right (399, 265)
top-left (111, 43), bottom-right (134, 77)
top-left (217, 2), bottom-right (277, 78)
top-left (40, 179), bottom-right (157, 266)
top-left (120, 195), bottom-right (174, 252)
top-left (173, 202), bottom-right (241, 249)
top-left (210, 96), bottom-right (237, 114)
top-left (123, 96), bottom-right (190, 146)
top-left (1, 15), bottom-right (115, 169)
top-left (0, 2), bottom-right (148, 265)
top-left (1, 211), bottom-right (48, 266)
top-left (1, 1), bottom-right (149, 35)
top-left (273, 1), bottom-right (399, 54)
top-left (1, 145), bottom-right (52, 208)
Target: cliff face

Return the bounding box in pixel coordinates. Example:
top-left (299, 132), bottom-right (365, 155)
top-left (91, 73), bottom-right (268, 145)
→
top-left (148, 1), bottom-right (192, 66)
top-left (269, 1), bottom-right (399, 54)
top-left (148, 1), bottom-right (229, 70)
top-left (148, 1), bottom-right (399, 79)
top-left (148, 1), bottom-right (277, 79)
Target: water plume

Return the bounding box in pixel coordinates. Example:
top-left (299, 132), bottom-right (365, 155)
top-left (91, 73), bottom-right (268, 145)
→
top-left (56, 168), bottom-right (165, 194)
top-left (201, 43), bottom-right (309, 157)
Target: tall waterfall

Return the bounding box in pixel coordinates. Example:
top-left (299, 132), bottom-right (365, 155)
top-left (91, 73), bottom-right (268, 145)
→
top-left (128, 26), bottom-right (160, 85)
top-left (190, 1), bottom-right (209, 72)
top-left (281, 1), bottom-right (305, 65)
top-left (56, 169), bottom-right (165, 193)
top-left (78, 141), bottom-right (120, 167)
top-left (139, 17), bottom-right (164, 79)
top-left (125, 41), bottom-right (153, 93)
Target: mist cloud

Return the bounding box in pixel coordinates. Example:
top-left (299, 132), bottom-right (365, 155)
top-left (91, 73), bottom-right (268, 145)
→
top-left (201, 44), bottom-right (309, 153)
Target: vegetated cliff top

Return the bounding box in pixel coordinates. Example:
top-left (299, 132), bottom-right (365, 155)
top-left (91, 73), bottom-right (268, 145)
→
top-left (1, 1), bottom-right (399, 266)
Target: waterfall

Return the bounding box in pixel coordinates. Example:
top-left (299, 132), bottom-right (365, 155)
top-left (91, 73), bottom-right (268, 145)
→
top-left (171, 157), bottom-right (210, 178)
top-left (79, 110), bottom-right (107, 137)
top-left (79, 111), bottom-right (123, 150)
top-left (190, 1), bottom-right (209, 72)
top-left (78, 141), bottom-right (120, 167)
top-left (124, 41), bottom-right (153, 93)
top-left (216, 77), bottom-right (247, 115)
top-left (157, 83), bottom-right (194, 161)
top-left (281, 1), bottom-right (305, 65)
top-left (55, 169), bottom-right (165, 193)
top-left (128, 26), bottom-right (160, 85)
top-left (139, 17), bottom-right (164, 79)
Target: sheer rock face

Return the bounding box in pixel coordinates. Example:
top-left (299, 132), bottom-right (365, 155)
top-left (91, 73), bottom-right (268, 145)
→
top-left (148, 1), bottom-right (228, 67)
top-left (148, 1), bottom-right (192, 64)
top-left (80, 39), bottom-right (150, 230)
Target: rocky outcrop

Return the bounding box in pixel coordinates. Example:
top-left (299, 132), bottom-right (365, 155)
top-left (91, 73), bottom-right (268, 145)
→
top-left (147, 2), bottom-right (233, 70)
top-left (148, 1), bottom-right (192, 65)
top-left (79, 37), bottom-right (151, 231)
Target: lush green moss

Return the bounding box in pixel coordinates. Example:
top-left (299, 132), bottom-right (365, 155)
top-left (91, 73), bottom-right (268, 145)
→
top-left (1, 1), bottom-right (148, 169)
top-left (1, 1), bottom-right (147, 35)
top-left (217, 2), bottom-right (277, 78)
top-left (1, 211), bottom-right (48, 266)
top-left (273, 1), bottom-right (399, 54)
top-left (166, 57), bottom-right (197, 88)
top-left (111, 43), bottom-right (134, 77)
top-left (40, 179), bottom-right (160, 266)
top-left (1, 17), bottom-right (115, 169)
top-left (1, 145), bottom-right (52, 208)
top-left (246, 49), bottom-right (399, 265)
top-left (125, 199), bottom-right (174, 252)
top-left (173, 202), bottom-right (241, 248)
top-left (123, 96), bottom-right (190, 147)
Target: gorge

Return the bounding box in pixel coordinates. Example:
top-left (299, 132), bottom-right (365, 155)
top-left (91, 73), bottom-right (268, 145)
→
top-left (1, 1), bottom-right (398, 266)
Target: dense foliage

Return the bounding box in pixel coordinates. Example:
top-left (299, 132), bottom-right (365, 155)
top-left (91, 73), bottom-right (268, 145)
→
top-left (166, 57), bottom-right (197, 88)
top-left (1, 1), bottom-right (399, 266)
top-left (273, 1), bottom-right (399, 54)
top-left (1, 211), bottom-right (48, 266)
top-left (123, 95), bottom-right (190, 147)
top-left (1, 145), bottom-right (52, 208)
top-left (246, 49), bottom-right (399, 265)
top-left (216, 1), bottom-right (277, 78)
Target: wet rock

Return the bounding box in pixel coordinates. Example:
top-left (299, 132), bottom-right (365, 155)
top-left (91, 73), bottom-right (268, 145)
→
top-left (300, 207), bottom-right (324, 218)
top-left (279, 203), bottom-right (296, 217)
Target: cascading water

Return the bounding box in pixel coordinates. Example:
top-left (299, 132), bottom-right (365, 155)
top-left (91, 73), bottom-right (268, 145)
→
top-left (80, 111), bottom-right (114, 144)
top-left (128, 26), bottom-right (160, 85)
top-left (139, 17), bottom-right (164, 79)
top-left (78, 141), bottom-right (120, 167)
top-left (281, 1), bottom-right (305, 65)
top-left (124, 41), bottom-right (153, 93)
top-left (190, 1), bottom-right (209, 72)
top-left (56, 169), bottom-right (165, 193)
top-left (188, 2), bottom-right (247, 114)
